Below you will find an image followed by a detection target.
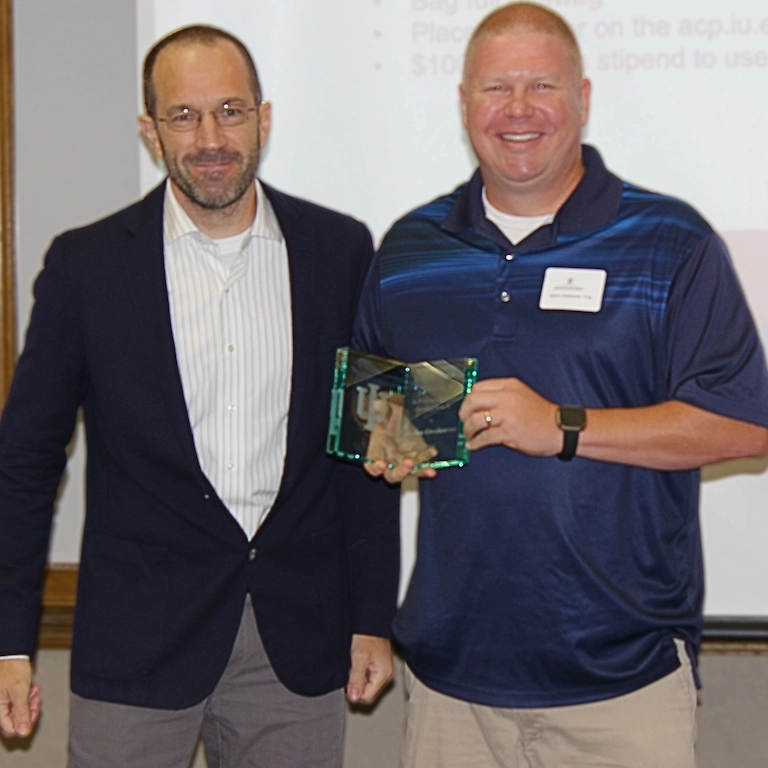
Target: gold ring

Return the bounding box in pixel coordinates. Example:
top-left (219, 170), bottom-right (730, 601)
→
top-left (484, 410), bottom-right (492, 427)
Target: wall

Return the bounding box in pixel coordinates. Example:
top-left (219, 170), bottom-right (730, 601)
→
top-left (4, 0), bottom-right (768, 765)
top-left (14, 0), bottom-right (141, 561)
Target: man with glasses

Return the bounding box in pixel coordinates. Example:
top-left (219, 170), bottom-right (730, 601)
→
top-left (0, 25), bottom-right (399, 767)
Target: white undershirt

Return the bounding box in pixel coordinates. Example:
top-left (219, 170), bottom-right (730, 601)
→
top-left (164, 179), bottom-right (293, 540)
top-left (213, 230), bottom-right (252, 270)
top-left (482, 187), bottom-right (555, 245)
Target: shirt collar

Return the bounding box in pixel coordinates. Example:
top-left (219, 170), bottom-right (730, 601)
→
top-left (163, 178), bottom-right (284, 246)
top-left (442, 145), bottom-right (624, 251)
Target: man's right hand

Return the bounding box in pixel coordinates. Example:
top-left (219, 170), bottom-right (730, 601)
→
top-left (362, 395), bottom-right (439, 484)
top-left (364, 457), bottom-right (438, 484)
top-left (0, 658), bottom-right (41, 738)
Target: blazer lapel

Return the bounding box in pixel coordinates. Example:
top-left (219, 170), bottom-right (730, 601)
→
top-left (120, 184), bottom-right (203, 478)
top-left (262, 186), bottom-right (321, 497)
top-left (119, 183), bottom-right (328, 532)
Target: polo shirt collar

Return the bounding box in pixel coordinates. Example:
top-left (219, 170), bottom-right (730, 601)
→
top-left (442, 145), bottom-right (624, 251)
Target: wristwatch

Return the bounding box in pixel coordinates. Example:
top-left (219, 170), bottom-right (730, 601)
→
top-left (556, 405), bottom-right (586, 462)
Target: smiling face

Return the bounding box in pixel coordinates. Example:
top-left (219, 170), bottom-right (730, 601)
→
top-left (139, 39), bottom-right (270, 230)
top-left (461, 31), bottom-right (590, 216)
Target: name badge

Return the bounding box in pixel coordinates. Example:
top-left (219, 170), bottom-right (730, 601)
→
top-left (539, 267), bottom-right (607, 313)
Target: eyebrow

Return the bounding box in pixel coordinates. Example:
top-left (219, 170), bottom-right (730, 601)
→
top-left (164, 96), bottom-right (252, 111)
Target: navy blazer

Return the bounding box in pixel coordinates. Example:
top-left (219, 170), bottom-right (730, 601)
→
top-left (0, 182), bottom-right (400, 708)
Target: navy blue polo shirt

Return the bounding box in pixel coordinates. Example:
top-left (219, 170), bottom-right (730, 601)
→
top-left (353, 146), bottom-right (768, 707)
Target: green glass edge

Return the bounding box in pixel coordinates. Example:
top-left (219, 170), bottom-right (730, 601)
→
top-left (326, 346), bottom-right (350, 456)
top-left (411, 356), bottom-right (477, 470)
top-left (327, 348), bottom-right (479, 470)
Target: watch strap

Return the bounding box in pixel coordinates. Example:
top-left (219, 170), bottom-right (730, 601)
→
top-left (558, 428), bottom-right (579, 462)
top-left (556, 405), bottom-right (585, 462)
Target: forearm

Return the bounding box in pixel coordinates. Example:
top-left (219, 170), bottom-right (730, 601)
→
top-left (461, 379), bottom-right (768, 471)
top-left (579, 401), bottom-right (768, 470)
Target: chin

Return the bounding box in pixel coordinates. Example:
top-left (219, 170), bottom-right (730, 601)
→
top-left (498, 165), bottom-right (546, 185)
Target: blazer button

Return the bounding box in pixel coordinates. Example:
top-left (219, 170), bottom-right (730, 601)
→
top-left (248, 548), bottom-right (257, 561)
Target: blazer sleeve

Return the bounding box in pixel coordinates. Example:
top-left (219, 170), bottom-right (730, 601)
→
top-left (336, 460), bottom-right (401, 638)
top-left (0, 236), bottom-right (87, 655)
top-left (336, 223), bottom-right (401, 638)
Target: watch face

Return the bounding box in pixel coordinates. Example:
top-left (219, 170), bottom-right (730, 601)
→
top-left (558, 406), bottom-right (586, 430)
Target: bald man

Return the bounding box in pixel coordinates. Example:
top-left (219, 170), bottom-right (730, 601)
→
top-left (354, 3), bottom-right (768, 766)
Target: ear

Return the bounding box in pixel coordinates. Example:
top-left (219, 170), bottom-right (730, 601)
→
top-left (459, 84), bottom-right (468, 129)
top-left (257, 101), bottom-right (272, 149)
top-left (579, 78), bottom-right (591, 127)
top-left (138, 114), bottom-right (164, 161)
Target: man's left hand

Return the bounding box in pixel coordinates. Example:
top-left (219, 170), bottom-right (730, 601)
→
top-left (459, 378), bottom-right (560, 456)
top-left (346, 634), bottom-right (394, 705)
top-left (461, 378), bottom-right (768, 469)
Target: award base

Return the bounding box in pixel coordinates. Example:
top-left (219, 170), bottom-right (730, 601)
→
top-left (327, 347), bottom-right (477, 470)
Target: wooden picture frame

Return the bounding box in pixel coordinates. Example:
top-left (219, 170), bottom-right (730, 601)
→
top-left (0, 0), bottom-right (77, 650)
top-left (0, 0), bottom-right (16, 401)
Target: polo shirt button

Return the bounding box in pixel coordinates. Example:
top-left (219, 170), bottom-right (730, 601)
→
top-left (505, 254), bottom-right (514, 261)
top-left (500, 291), bottom-right (511, 303)
top-left (248, 548), bottom-right (257, 561)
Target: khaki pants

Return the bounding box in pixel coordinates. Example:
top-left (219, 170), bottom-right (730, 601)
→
top-left (401, 641), bottom-right (697, 768)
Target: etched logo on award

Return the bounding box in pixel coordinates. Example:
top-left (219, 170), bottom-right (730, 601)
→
top-left (355, 384), bottom-right (390, 432)
top-left (327, 347), bottom-right (477, 470)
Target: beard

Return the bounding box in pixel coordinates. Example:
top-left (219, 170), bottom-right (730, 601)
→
top-left (161, 139), bottom-right (261, 211)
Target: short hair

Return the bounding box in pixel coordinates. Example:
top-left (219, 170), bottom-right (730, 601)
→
top-left (143, 25), bottom-right (262, 117)
top-left (464, 2), bottom-right (583, 80)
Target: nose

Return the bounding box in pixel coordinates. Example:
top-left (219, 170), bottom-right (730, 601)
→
top-left (195, 111), bottom-right (226, 148)
top-left (503, 86), bottom-right (534, 118)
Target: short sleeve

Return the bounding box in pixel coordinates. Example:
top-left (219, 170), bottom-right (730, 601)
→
top-left (665, 233), bottom-right (768, 427)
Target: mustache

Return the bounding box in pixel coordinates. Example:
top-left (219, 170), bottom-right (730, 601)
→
top-left (185, 149), bottom-right (242, 165)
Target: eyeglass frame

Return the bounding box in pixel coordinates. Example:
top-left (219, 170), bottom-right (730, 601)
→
top-left (153, 102), bottom-right (262, 132)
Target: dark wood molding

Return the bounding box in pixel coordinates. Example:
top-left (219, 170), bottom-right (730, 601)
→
top-left (39, 565), bottom-right (78, 649)
top-left (0, 0), bottom-right (16, 405)
top-left (701, 617), bottom-right (768, 654)
top-left (38, 564), bottom-right (768, 655)
top-left (700, 640), bottom-right (768, 656)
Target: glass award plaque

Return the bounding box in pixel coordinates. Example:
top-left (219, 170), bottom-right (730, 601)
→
top-left (327, 347), bottom-right (478, 470)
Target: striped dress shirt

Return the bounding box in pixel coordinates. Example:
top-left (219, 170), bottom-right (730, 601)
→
top-left (164, 180), bottom-right (292, 540)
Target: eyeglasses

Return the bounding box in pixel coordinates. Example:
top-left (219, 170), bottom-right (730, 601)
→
top-left (155, 103), bottom-right (259, 133)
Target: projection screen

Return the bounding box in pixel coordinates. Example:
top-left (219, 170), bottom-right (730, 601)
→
top-left (137, 0), bottom-right (768, 620)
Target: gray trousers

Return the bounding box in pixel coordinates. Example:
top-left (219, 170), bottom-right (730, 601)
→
top-left (67, 596), bottom-right (345, 768)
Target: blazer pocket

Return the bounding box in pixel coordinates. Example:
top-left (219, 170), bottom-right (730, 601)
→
top-left (72, 532), bottom-right (170, 681)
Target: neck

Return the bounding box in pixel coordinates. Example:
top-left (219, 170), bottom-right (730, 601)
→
top-left (484, 159), bottom-right (585, 217)
top-left (170, 181), bottom-right (257, 238)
